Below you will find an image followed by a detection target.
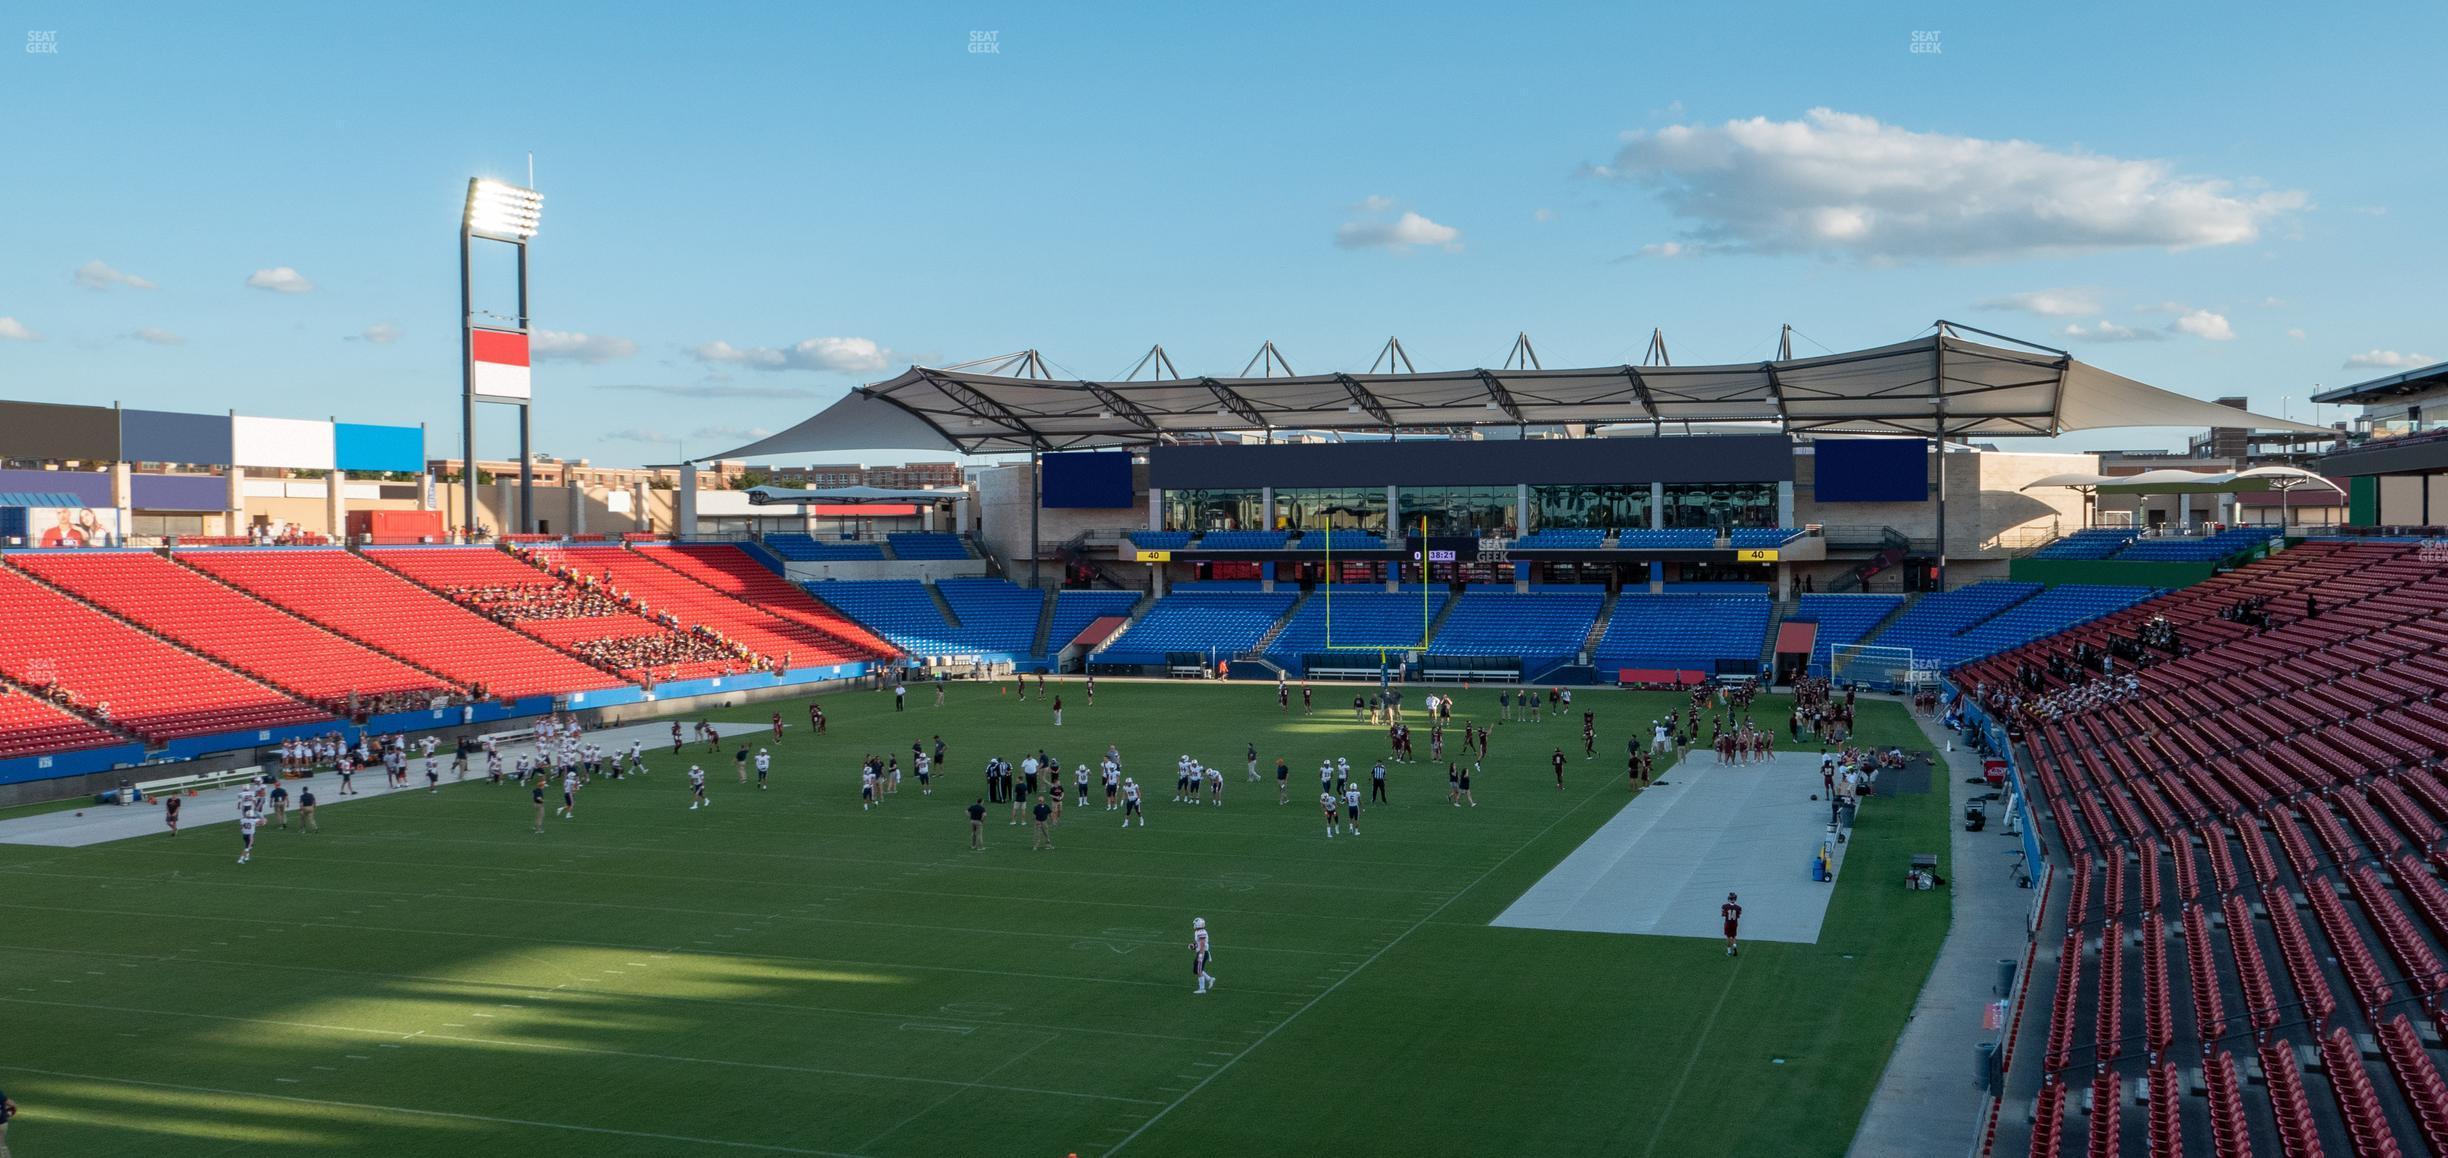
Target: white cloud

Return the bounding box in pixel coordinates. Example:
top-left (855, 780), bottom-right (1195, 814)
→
top-left (1626, 241), bottom-right (1690, 259)
top-left (1354, 194), bottom-right (1396, 212)
top-left (689, 336), bottom-right (893, 374)
top-left (1977, 289), bottom-right (2101, 317)
top-left (531, 329), bottom-right (639, 364)
top-left (130, 327), bottom-right (185, 346)
top-left (2057, 321), bottom-right (2165, 343)
top-left (2259, 296), bottom-right (2287, 308)
top-left (2342, 349), bottom-right (2436, 370)
top-left (597, 382), bottom-right (819, 400)
top-left (2168, 309), bottom-right (2234, 341)
top-left (690, 425), bottom-right (772, 443)
top-left (601, 427), bottom-right (676, 444)
top-left (2286, 328), bottom-right (2306, 341)
top-left (1598, 107), bottom-right (2308, 262)
top-left (245, 266), bottom-right (315, 294)
top-left (75, 260), bottom-right (156, 291)
top-left (0, 317), bottom-right (44, 341)
top-left (348, 322), bottom-right (403, 344)
top-left (1533, 207), bottom-right (1557, 223)
top-left (1334, 210), bottom-right (1463, 253)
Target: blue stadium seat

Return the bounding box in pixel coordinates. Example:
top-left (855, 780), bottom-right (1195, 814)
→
top-left (1614, 528), bottom-right (1717, 549)
top-left (1511, 528), bottom-right (1606, 550)
top-left (762, 533), bottom-right (886, 562)
top-left (803, 580), bottom-right (965, 655)
top-left (1728, 527), bottom-right (1803, 548)
top-left (1097, 589), bottom-right (1296, 665)
top-left (2110, 528), bottom-right (2273, 563)
top-left (1198, 530), bottom-right (1289, 550)
top-left (1298, 529), bottom-right (1386, 551)
top-left (1044, 589), bottom-right (1142, 654)
top-left (1946, 585), bottom-right (2155, 665)
top-left (934, 577), bottom-right (1043, 655)
top-left (1265, 588), bottom-right (1437, 671)
top-left (1126, 531), bottom-right (1195, 550)
top-left (1861, 581), bottom-right (2043, 669)
top-left (1791, 593), bottom-right (1905, 676)
top-left (886, 533), bottom-right (974, 560)
top-left (1594, 593), bottom-right (1769, 673)
top-left (1429, 590), bottom-right (1604, 672)
top-left (2033, 528), bottom-right (2139, 560)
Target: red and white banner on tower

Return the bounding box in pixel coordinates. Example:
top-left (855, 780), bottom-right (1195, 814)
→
top-left (470, 328), bottom-right (531, 401)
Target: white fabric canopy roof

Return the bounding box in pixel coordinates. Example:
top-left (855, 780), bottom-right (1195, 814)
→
top-left (741, 484), bottom-right (961, 506)
top-left (2021, 466), bottom-right (2343, 495)
top-left (702, 325), bottom-right (2332, 459)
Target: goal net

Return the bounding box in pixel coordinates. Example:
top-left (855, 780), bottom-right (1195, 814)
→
top-left (1822, 643), bottom-right (1916, 691)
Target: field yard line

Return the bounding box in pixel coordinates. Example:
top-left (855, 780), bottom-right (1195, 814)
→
top-left (0, 995), bottom-right (1165, 1105)
top-left (853, 1032), bottom-right (1057, 1152)
top-left (1103, 775), bottom-right (1616, 1155)
top-left (1, 1066), bottom-right (872, 1156)
top-left (0, 867), bottom-right (1345, 955)
top-left (1637, 955), bottom-right (1744, 1158)
top-left (199, 834), bottom-right (1450, 893)
top-left (0, 901), bottom-right (1308, 995)
top-left (0, 942), bottom-right (1252, 1047)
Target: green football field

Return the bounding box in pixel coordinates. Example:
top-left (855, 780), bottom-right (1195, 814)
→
top-left (0, 681), bottom-right (1949, 1157)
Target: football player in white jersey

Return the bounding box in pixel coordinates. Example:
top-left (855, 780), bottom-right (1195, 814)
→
top-left (753, 748), bottom-right (772, 790)
top-left (688, 765), bottom-right (709, 810)
top-left (1343, 782), bottom-right (1362, 835)
top-left (1320, 790), bottom-right (1339, 839)
top-left (1205, 763), bottom-right (1225, 808)
top-left (1190, 917), bottom-right (1216, 994)
top-left (1121, 778), bottom-right (1144, 827)
top-left (558, 769), bottom-right (580, 819)
top-left (237, 805), bottom-right (260, 865)
top-left (1102, 759), bottom-right (1120, 809)
top-left (860, 764), bottom-right (878, 811)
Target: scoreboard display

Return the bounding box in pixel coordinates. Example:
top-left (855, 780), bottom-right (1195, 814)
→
top-left (1404, 535), bottom-right (1482, 563)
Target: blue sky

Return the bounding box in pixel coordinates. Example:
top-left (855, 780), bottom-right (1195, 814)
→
top-left (5, 1), bottom-right (2441, 465)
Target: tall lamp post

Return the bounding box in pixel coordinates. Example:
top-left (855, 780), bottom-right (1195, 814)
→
top-left (460, 177), bottom-right (544, 538)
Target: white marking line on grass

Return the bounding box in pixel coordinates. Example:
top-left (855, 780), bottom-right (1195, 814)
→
top-left (1103, 779), bottom-right (1607, 1156)
top-left (0, 901), bottom-right (1314, 997)
top-left (853, 1033), bottom-right (1056, 1153)
top-left (1638, 955), bottom-right (1745, 1158)
top-left (3, 1067), bottom-right (874, 1157)
top-left (26, 941), bottom-right (1259, 1049)
top-left (0, 995), bottom-right (1166, 1106)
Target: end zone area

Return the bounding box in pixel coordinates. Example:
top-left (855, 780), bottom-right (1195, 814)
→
top-left (1492, 753), bottom-right (1855, 943)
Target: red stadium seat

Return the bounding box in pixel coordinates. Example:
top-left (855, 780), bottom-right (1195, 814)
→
top-left (181, 549), bottom-right (626, 700)
top-left (14, 551), bottom-right (449, 711)
top-left (0, 565), bottom-right (327, 743)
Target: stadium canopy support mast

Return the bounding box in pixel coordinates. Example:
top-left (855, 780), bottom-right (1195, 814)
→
top-left (459, 176), bottom-right (544, 539)
top-left (1933, 337), bottom-right (1949, 591)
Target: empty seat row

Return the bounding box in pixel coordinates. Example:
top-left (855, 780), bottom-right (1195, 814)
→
top-left (14, 551), bottom-right (448, 709)
top-left (182, 549), bottom-right (625, 700)
top-left (0, 564), bottom-right (329, 742)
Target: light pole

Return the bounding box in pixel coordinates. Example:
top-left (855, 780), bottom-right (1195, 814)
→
top-left (460, 177), bottom-right (544, 538)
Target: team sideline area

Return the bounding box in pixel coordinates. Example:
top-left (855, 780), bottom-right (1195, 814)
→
top-left (0, 681), bottom-right (1946, 1156)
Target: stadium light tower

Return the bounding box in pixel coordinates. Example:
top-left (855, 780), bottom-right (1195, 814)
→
top-left (459, 177), bottom-right (544, 538)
